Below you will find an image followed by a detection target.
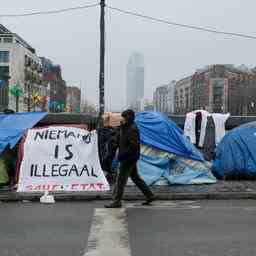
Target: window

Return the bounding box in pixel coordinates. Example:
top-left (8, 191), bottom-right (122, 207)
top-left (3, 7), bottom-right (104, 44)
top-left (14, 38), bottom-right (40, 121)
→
top-left (0, 51), bottom-right (9, 63)
top-left (3, 37), bottom-right (13, 43)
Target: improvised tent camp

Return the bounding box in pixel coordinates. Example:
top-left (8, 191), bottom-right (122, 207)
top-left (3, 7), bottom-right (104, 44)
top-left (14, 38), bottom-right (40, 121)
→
top-left (135, 112), bottom-right (216, 185)
top-left (213, 121), bottom-right (256, 178)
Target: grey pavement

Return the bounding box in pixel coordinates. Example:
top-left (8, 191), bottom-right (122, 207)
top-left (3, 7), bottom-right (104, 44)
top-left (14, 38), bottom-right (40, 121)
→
top-left (0, 200), bottom-right (256, 256)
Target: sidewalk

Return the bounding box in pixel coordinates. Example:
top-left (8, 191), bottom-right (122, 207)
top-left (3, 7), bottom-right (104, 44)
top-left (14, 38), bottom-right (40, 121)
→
top-left (1, 181), bottom-right (256, 201)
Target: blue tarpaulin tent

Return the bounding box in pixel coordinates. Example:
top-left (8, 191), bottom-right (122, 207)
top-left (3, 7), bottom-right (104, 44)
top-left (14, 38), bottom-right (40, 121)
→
top-left (213, 122), bottom-right (256, 177)
top-left (137, 153), bottom-right (216, 185)
top-left (137, 154), bottom-right (170, 185)
top-left (135, 112), bottom-right (204, 161)
top-left (0, 112), bottom-right (47, 154)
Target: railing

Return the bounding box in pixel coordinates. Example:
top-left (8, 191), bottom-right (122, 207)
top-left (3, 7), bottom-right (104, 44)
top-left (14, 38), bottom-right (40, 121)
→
top-left (36, 113), bottom-right (256, 131)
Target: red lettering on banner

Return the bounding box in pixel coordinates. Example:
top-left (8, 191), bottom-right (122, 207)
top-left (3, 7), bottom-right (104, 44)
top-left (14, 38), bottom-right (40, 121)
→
top-left (24, 183), bottom-right (106, 191)
top-left (71, 184), bottom-right (79, 190)
top-left (51, 184), bottom-right (59, 190)
top-left (42, 184), bottom-right (51, 191)
top-left (89, 184), bottom-right (95, 189)
top-left (34, 185), bottom-right (42, 191)
top-left (96, 183), bottom-right (104, 189)
top-left (81, 184), bottom-right (89, 190)
top-left (26, 185), bottom-right (33, 191)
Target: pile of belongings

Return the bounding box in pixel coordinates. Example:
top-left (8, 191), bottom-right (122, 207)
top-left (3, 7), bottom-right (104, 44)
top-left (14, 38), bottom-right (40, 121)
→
top-left (213, 121), bottom-right (256, 179)
top-left (102, 112), bottom-right (122, 127)
top-left (99, 111), bottom-right (217, 185)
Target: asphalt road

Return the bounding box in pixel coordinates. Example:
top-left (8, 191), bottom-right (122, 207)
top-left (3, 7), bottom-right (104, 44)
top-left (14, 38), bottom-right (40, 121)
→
top-left (0, 200), bottom-right (256, 256)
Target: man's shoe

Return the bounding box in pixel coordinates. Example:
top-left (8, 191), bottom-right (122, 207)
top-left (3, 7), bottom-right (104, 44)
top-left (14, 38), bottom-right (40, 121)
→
top-left (142, 195), bottom-right (156, 206)
top-left (104, 202), bottom-right (122, 208)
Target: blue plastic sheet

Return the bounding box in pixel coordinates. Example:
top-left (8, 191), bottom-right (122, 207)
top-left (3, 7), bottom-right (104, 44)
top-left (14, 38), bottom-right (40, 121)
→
top-left (135, 112), bottom-right (204, 161)
top-left (137, 154), bottom-right (170, 185)
top-left (0, 112), bottom-right (47, 154)
top-left (165, 157), bottom-right (216, 184)
top-left (137, 153), bottom-right (216, 185)
top-left (213, 125), bottom-right (256, 177)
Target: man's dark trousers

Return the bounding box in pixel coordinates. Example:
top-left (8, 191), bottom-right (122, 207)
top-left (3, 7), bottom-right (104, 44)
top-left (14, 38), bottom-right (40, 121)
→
top-left (113, 161), bottom-right (154, 204)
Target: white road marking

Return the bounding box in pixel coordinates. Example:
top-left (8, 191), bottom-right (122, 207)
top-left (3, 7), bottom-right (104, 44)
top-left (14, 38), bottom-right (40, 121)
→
top-left (125, 201), bottom-right (201, 210)
top-left (83, 208), bottom-right (131, 256)
top-left (84, 201), bottom-right (200, 255)
top-left (244, 207), bottom-right (256, 211)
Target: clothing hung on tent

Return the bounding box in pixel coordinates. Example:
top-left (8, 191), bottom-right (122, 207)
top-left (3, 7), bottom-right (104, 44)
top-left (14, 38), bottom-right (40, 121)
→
top-left (184, 110), bottom-right (230, 149)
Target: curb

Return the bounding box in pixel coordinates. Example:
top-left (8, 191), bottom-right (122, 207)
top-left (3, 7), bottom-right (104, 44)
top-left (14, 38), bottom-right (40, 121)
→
top-left (1, 192), bottom-right (256, 202)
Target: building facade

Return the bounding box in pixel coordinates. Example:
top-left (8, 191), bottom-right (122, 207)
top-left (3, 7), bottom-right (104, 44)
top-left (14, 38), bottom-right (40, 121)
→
top-left (191, 65), bottom-right (256, 115)
top-left (153, 85), bottom-right (168, 113)
top-left (126, 53), bottom-right (144, 109)
top-left (0, 24), bottom-right (44, 112)
top-left (66, 86), bottom-right (81, 112)
top-left (174, 76), bottom-right (192, 114)
top-left (40, 57), bottom-right (67, 112)
top-left (144, 101), bottom-right (154, 112)
top-left (167, 81), bottom-right (176, 114)
top-left (153, 81), bottom-right (176, 114)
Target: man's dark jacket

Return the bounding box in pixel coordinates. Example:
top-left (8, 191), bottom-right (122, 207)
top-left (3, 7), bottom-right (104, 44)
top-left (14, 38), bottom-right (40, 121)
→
top-left (117, 119), bottom-right (140, 165)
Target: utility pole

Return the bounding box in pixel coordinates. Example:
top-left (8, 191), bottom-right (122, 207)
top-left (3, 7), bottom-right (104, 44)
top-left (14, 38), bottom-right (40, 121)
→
top-left (99, 0), bottom-right (105, 127)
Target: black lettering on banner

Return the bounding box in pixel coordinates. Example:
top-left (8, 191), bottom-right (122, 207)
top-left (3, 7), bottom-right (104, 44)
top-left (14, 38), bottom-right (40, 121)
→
top-left (34, 131), bottom-right (44, 141)
top-left (59, 164), bottom-right (69, 176)
top-left (49, 130), bottom-right (58, 140)
top-left (65, 144), bottom-right (73, 160)
top-left (34, 165), bottom-right (41, 177)
top-left (52, 164), bottom-right (59, 177)
top-left (30, 164), bottom-right (34, 176)
top-left (57, 130), bottom-right (67, 139)
top-left (81, 165), bottom-right (90, 176)
top-left (42, 165), bottom-right (50, 177)
top-left (91, 167), bottom-right (98, 178)
top-left (69, 164), bottom-right (79, 176)
top-left (67, 132), bottom-right (76, 139)
top-left (82, 133), bottom-right (91, 144)
top-left (54, 145), bottom-right (59, 159)
top-left (44, 129), bottom-right (49, 139)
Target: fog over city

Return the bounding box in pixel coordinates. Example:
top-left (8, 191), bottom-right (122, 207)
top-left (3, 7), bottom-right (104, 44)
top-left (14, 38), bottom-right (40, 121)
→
top-left (1, 0), bottom-right (256, 111)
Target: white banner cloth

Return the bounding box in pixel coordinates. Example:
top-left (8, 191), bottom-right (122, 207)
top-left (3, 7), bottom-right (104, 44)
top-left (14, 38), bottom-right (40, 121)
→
top-left (17, 126), bottom-right (110, 192)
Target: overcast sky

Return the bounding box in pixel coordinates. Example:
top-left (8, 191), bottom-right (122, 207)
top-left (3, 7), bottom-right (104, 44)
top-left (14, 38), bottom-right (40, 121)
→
top-left (1, 0), bottom-right (256, 111)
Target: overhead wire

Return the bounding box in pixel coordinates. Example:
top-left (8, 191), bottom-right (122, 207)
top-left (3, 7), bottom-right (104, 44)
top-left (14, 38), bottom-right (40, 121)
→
top-left (0, 3), bottom-right (99, 18)
top-left (106, 5), bottom-right (256, 40)
top-left (0, 3), bottom-right (255, 40)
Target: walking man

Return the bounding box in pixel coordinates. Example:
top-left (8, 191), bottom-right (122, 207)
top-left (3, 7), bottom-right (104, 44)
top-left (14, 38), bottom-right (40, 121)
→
top-left (105, 109), bottom-right (155, 208)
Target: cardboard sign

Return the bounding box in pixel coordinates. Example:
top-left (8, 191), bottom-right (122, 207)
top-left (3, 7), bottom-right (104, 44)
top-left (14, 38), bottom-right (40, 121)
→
top-left (17, 126), bottom-right (110, 192)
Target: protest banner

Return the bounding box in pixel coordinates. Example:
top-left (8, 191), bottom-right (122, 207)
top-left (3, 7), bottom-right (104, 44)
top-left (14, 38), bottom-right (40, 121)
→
top-left (17, 126), bottom-right (110, 192)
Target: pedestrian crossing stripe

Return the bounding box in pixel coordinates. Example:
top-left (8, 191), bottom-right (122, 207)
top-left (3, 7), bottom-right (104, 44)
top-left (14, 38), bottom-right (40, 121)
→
top-left (83, 201), bottom-right (200, 255)
top-left (83, 208), bottom-right (131, 256)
